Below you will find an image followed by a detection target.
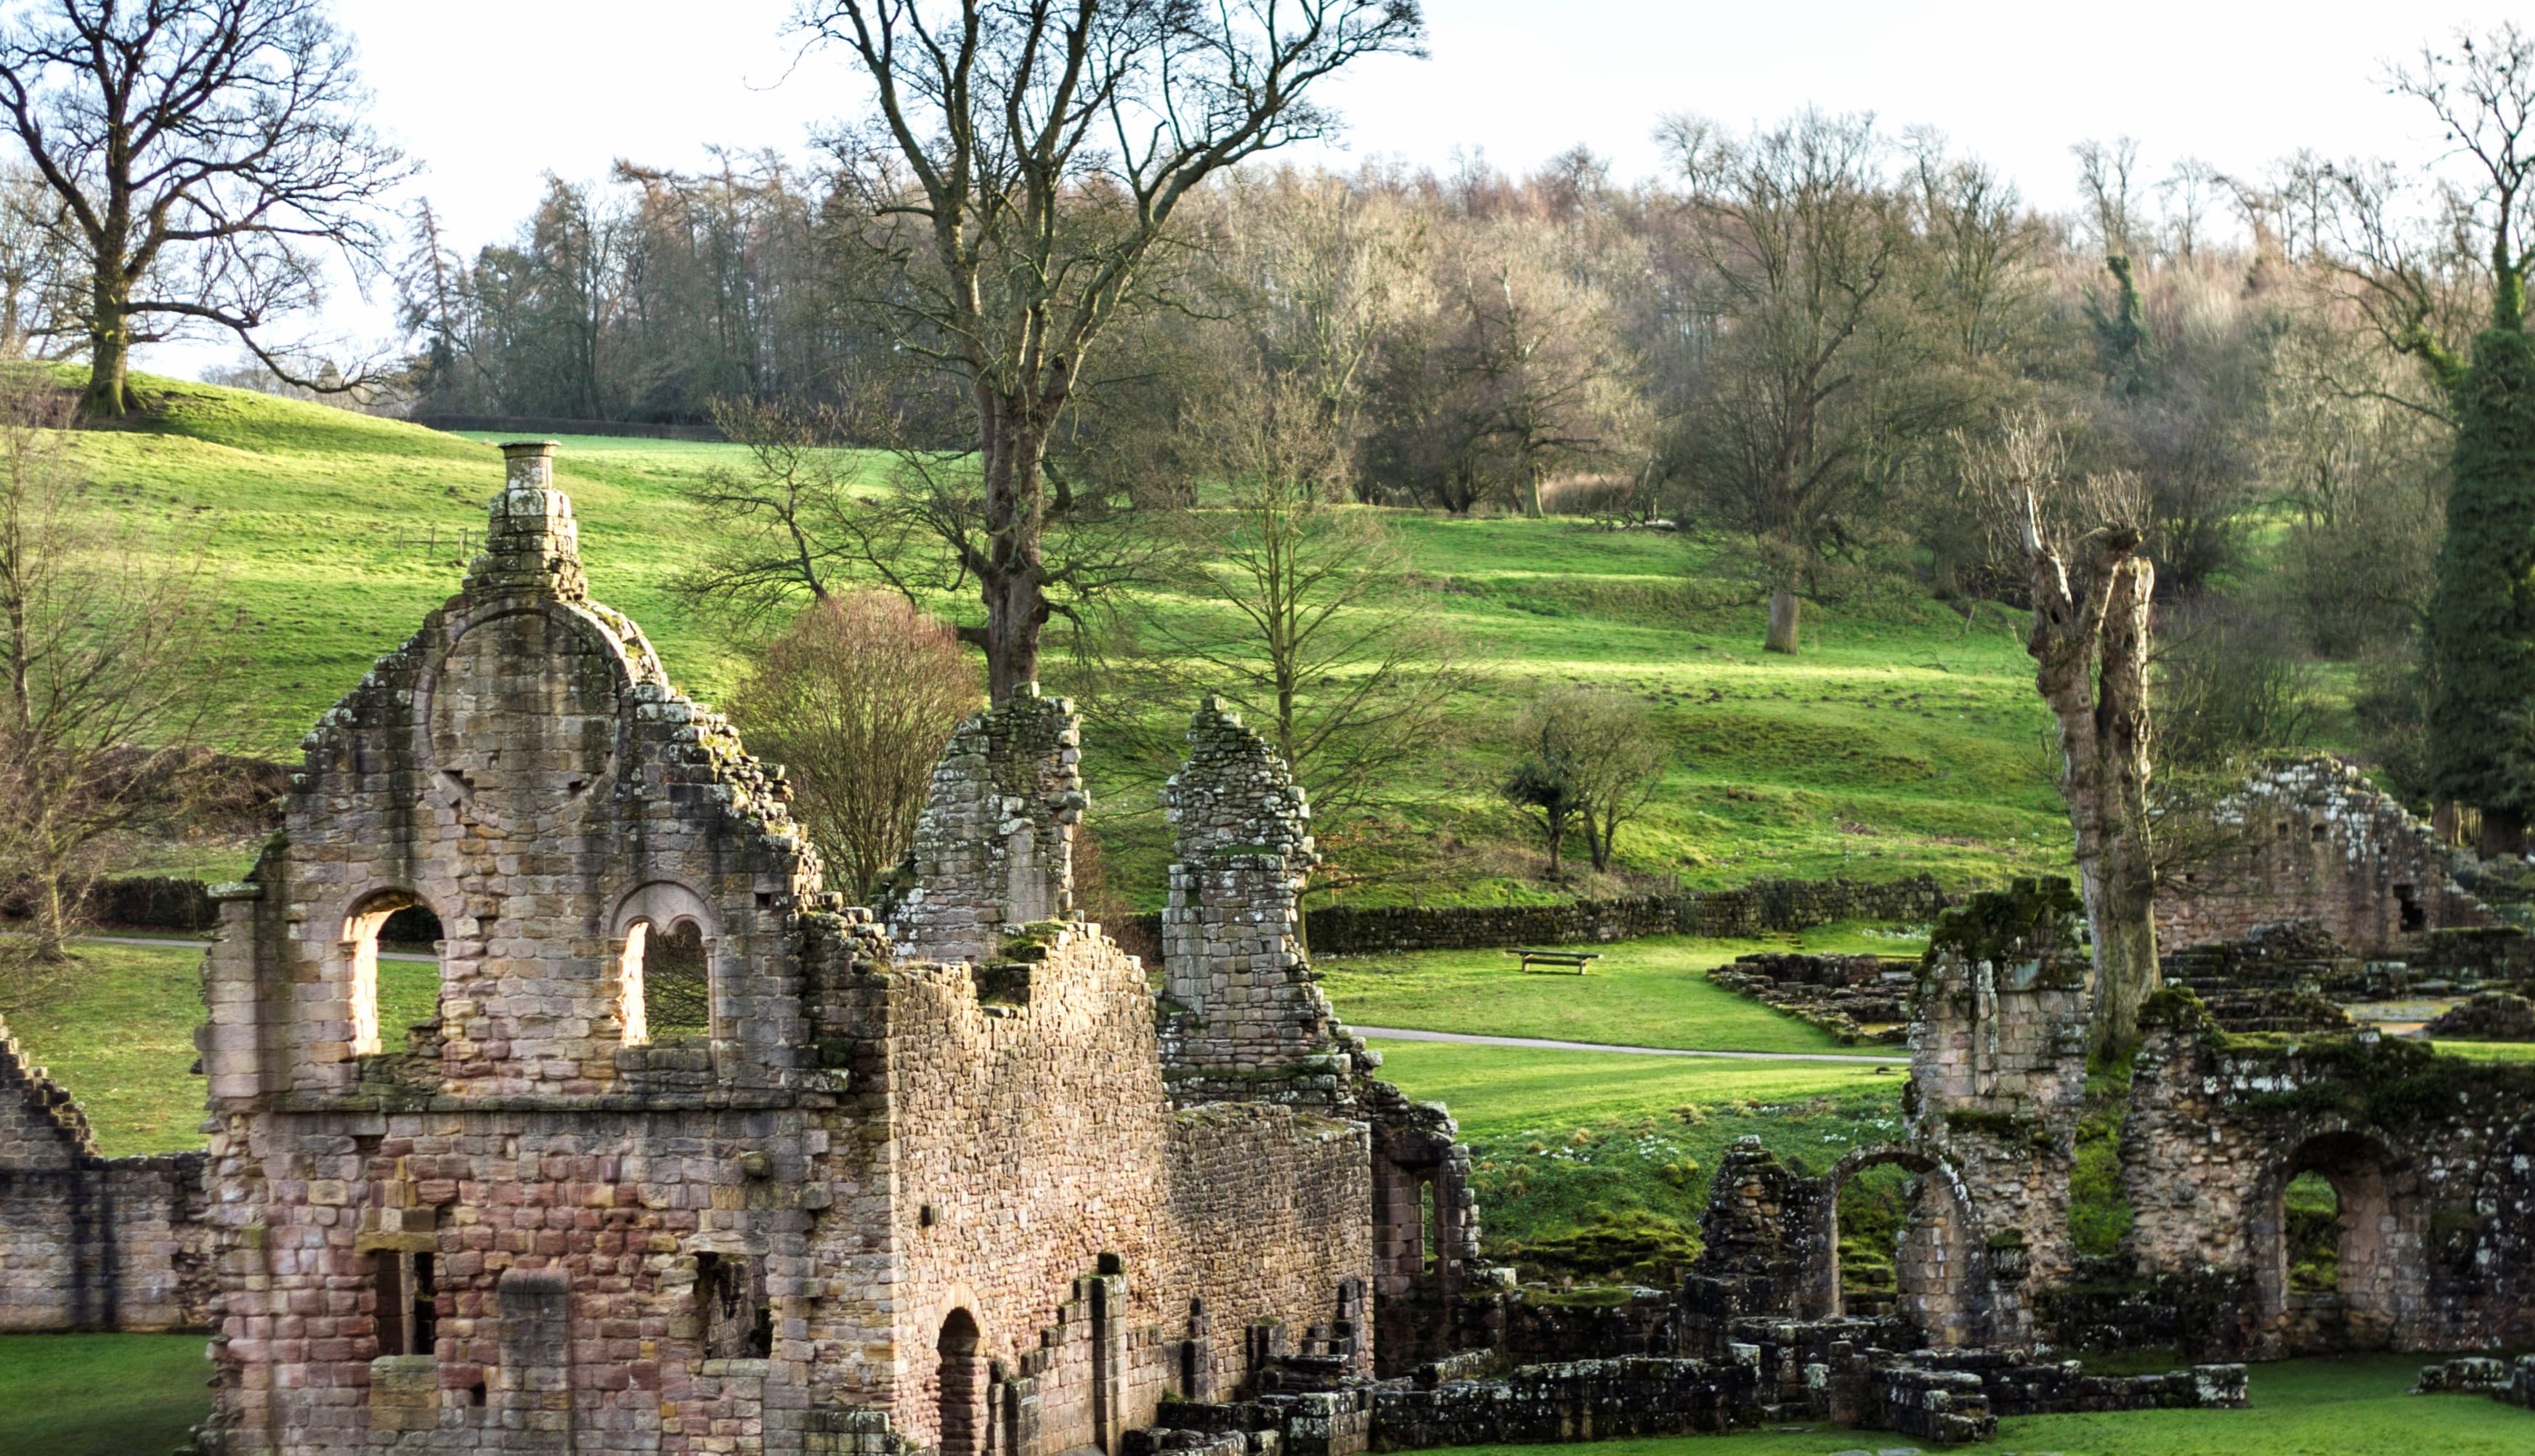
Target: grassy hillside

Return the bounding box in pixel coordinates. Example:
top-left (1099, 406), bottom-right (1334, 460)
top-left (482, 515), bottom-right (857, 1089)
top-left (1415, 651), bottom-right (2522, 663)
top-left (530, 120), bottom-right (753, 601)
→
top-left (67, 375), bottom-right (2077, 902)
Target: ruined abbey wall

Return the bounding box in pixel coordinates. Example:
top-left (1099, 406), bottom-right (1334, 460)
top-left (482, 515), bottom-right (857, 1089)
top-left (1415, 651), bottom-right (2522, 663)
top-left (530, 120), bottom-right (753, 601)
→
top-left (2122, 1006), bottom-right (2535, 1356)
top-left (0, 1012), bottom-right (208, 1331)
top-left (807, 920), bottom-right (1371, 1449)
top-left (193, 447), bottom-right (1382, 1456)
top-left (2159, 757), bottom-right (2496, 954)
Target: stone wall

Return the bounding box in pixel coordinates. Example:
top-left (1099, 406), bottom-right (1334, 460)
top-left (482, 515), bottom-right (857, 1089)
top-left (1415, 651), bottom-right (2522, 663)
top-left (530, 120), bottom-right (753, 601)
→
top-left (2161, 757), bottom-right (2497, 954)
top-left (1145, 701), bottom-right (1484, 1377)
top-left (887, 690), bottom-right (1084, 965)
top-left (2121, 998), bottom-right (2535, 1355)
top-left (1705, 952), bottom-right (1915, 1045)
top-left (1685, 882), bottom-right (2088, 1355)
top-left (0, 1010), bottom-right (209, 1331)
top-left (192, 449), bottom-right (1392, 1456)
top-left (1156, 700), bottom-right (1347, 1106)
top-left (1296, 875), bottom-right (1946, 958)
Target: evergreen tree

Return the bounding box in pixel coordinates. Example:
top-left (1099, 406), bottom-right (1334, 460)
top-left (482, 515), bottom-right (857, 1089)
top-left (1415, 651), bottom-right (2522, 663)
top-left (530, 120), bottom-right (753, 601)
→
top-left (2398, 28), bottom-right (2535, 851)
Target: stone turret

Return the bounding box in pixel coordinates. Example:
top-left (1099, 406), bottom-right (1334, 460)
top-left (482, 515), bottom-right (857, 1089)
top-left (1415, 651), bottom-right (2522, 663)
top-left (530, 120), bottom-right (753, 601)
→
top-left (1157, 699), bottom-right (1350, 1107)
top-left (886, 685), bottom-right (1086, 963)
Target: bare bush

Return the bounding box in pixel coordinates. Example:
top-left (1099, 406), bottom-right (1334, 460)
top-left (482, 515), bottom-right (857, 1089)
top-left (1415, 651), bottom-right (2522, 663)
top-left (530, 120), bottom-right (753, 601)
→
top-left (726, 592), bottom-right (980, 900)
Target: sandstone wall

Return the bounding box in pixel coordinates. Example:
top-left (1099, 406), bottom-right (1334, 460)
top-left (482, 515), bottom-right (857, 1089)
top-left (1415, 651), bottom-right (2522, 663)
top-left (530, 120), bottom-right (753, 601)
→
top-left (0, 1012), bottom-right (208, 1331)
top-left (2161, 757), bottom-right (2496, 954)
top-left (2122, 1005), bottom-right (2535, 1355)
top-left (812, 922), bottom-right (1373, 1455)
top-left (888, 691), bottom-right (1084, 964)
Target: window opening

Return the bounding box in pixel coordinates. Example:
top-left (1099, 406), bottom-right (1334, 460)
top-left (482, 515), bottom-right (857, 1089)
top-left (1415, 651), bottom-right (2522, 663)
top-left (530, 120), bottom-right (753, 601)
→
top-left (1419, 1179), bottom-right (1440, 1280)
top-left (2284, 1170), bottom-right (2341, 1295)
top-left (342, 892), bottom-right (444, 1057)
top-left (372, 1248), bottom-right (438, 1357)
top-left (2396, 885), bottom-right (2425, 933)
top-left (625, 919), bottom-right (710, 1043)
top-left (696, 1252), bottom-right (770, 1359)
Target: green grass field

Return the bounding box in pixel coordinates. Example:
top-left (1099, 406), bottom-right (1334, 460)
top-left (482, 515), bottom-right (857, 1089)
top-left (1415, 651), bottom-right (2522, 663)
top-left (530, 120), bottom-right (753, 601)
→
top-left (8, 1336), bottom-right (2523, 1456)
top-left (60, 374), bottom-right (2084, 903)
top-left (0, 1333), bottom-right (212, 1456)
top-left (0, 941), bottom-right (206, 1155)
top-left (1321, 922), bottom-right (1921, 1052)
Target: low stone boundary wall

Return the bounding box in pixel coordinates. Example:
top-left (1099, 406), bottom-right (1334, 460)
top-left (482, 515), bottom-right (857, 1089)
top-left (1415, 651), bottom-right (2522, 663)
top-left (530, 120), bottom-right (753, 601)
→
top-left (1122, 874), bottom-right (1945, 964)
top-left (1371, 1357), bottom-right (1756, 1449)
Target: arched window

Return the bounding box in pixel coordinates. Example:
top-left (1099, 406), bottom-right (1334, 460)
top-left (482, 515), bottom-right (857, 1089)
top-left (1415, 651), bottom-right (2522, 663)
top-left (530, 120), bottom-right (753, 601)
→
top-left (620, 919), bottom-right (710, 1044)
top-left (341, 891), bottom-right (445, 1057)
top-left (613, 883), bottom-right (716, 1046)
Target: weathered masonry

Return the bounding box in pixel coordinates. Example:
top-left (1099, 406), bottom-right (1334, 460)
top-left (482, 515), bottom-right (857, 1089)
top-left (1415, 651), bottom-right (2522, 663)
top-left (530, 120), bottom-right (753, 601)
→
top-left (192, 444), bottom-right (1454, 1456)
top-left (2159, 757), bottom-right (2497, 954)
top-left (0, 1010), bottom-right (208, 1331)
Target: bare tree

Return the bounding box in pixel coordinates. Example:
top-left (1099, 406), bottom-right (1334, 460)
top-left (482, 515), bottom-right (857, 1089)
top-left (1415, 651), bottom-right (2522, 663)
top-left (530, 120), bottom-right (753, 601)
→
top-left (1661, 110), bottom-right (1950, 655)
top-left (0, 370), bottom-right (227, 959)
top-left (1092, 367), bottom-right (1456, 823)
top-left (1514, 686), bottom-right (1663, 874)
top-left (0, 0), bottom-right (411, 418)
top-left (1974, 419), bottom-right (2159, 1058)
top-left (725, 591), bottom-right (980, 900)
top-left (676, 398), bottom-right (867, 622)
top-left (802, 0), bottom-right (1425, 701)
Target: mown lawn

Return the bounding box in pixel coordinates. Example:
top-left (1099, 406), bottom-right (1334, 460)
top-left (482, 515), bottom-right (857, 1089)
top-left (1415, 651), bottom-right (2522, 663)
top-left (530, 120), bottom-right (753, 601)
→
top-left (1321, 922), bottom-right (1921, 1053)
top-left (1435, 1355), bottom-right (2535, 1455)
top-left (0, 1333), bottom-right (211, 1456)
top-left (1368, 1039), bottom-right (1904, 1273)
top-left (63, 374), bottom-right (2080, 901)
top-left (7, 1338), bottom-right (2523, 1456)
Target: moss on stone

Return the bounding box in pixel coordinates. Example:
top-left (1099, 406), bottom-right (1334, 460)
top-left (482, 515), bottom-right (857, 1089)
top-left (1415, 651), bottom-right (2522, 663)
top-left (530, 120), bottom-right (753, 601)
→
top-left (1923, 876), bottom-right (2082, 972)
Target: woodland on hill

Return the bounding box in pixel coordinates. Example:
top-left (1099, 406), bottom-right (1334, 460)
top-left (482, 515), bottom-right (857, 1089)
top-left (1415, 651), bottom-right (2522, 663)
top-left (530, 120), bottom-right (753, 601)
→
top-left (354, 118), bottom-right (2458, 794)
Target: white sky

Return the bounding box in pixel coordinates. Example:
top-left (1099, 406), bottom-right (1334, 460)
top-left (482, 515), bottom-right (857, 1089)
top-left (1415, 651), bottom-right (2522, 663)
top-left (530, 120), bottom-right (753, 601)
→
top-left (138, 0), bottom-right (2515, 378)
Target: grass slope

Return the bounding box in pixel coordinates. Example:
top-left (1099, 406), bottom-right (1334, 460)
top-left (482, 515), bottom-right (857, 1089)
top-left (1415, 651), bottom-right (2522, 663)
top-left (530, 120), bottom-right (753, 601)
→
top-left (1321, 923), bottom-right (1920, 1053)
top-left (67, 375), bottom-right (2074, 898)
top-left (0, 942), bottom-right (205, 1155)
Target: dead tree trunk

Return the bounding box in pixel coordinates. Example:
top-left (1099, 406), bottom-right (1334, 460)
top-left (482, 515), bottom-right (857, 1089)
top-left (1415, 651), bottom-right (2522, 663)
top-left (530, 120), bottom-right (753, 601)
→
top-left (2021, 492), bottom-right (2158, 1061)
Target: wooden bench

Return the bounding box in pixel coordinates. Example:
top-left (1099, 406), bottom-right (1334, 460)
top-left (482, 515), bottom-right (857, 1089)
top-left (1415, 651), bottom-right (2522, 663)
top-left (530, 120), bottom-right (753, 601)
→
top-left (1506, 947), bottom-right (1600, 975)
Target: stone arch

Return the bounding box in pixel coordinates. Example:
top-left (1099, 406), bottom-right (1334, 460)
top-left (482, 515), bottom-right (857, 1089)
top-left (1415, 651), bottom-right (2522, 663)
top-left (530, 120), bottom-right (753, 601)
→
top-left (338, 887), bottom-right (448, 1057)
top-left (2251, 1125), bottom-right (2425, 1350)
top-left (936, 1306), bottom-right (987, 1456)
top-left (611, 882), bottom-right (718, 1044)
top-left (1816, 1143), bottom-right (1990, 1346)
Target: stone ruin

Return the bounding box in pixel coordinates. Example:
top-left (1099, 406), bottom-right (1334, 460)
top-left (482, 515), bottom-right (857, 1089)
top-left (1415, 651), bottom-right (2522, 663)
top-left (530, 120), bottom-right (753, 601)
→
top-left (2161, 756), bottom-right (2498, 955)
top-left (6, 450), bottom-right (2535, 1450)
top-left (1705, 951), bottom-right (1916, 1045)
top-left (169, 444), bottom-right (1479, 1455)
top-left (0, 1009), bottom-right (208, 1331)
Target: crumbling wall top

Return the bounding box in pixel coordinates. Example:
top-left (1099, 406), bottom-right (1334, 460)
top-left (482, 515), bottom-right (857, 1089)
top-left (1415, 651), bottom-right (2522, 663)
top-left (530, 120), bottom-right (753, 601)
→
top-left (888, 685), bottom-right (1084, 962)
top-left (1165, 697), bottom-right (1315, 869)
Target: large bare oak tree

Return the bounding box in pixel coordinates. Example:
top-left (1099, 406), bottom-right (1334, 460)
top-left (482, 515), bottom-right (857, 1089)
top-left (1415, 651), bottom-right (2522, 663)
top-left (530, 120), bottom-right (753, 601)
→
top-left (803, 0), bottom-right (1424, 701)
top-left (0, 0), bottom-right (409, 418)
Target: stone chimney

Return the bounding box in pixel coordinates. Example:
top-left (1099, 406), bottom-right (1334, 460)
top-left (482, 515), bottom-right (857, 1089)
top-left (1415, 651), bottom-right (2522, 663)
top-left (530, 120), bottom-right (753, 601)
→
top-left (469, 440), bottom-right (586, 599)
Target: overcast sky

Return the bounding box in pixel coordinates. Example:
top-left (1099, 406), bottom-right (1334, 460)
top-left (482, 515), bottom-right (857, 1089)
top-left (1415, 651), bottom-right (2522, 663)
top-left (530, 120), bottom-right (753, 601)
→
top-left (139, 0), bottom-right (2516, 378)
